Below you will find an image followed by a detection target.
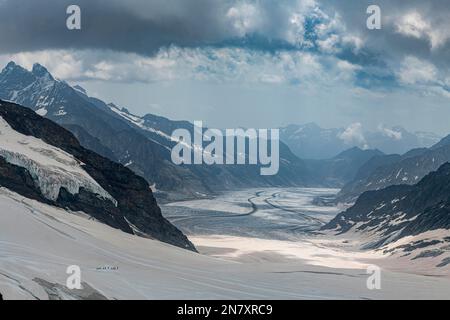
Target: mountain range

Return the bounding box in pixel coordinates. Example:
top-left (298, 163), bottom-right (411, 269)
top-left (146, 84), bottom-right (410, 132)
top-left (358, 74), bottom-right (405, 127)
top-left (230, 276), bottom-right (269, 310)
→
top-left (0, 62), bottom-right (319, 201)
top-left (280, 123), bottom-right (440, 160)
top-left (0, 61), bottom-right (449, 284)
top-left (322, 161), bottom-right (450, 268)
top-left (4, 61), bottom-right (424, 200)
top-left (2, 62), bottom-right (449, 204)
top-left (304, 147), bottom-right (384, 187)
top-left (337, 134), bottom-right (450, 203)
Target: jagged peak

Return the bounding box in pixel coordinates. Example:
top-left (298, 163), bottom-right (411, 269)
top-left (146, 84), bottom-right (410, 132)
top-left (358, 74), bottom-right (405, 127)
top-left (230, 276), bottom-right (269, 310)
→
top-left (31, 63), bottom-right (54, 80)
top-left (5, 61), bottom-right (17, 70)
top-left (334, 146), bottom-right (383, 159)
top-left (1, 61), bottom-right (28, 75)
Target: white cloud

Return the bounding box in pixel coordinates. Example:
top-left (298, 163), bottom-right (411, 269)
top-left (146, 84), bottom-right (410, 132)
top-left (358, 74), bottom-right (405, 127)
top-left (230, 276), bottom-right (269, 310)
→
top-left (285, 13), bottom-right (306, 45)
top-left (395, 11), bottom-right (450, 49)
top-left (394, 56), bottom-right (450, 99)
top-left (378, 125), bottom-right (402, 140)
top-left (0, 51), bottom-right (84, 80)
top-left (338, 123), bottom-right (369, 149)
top-left (224, 0), bottom-right (318, 44)
top-left (317, 34), bottom-right (341, 54)
top-left (397, 56), bottom-right (437, 85)
top-left (1, 47), bottom-right (360, 90)
top-left (226, 2), bottom-right (261, 37)
top-left (396, 12), bottom-right (430, 39)
top-left (337, 60), bottom-right (361, 73)
top-left (313, 9), bottom-right (364, 55)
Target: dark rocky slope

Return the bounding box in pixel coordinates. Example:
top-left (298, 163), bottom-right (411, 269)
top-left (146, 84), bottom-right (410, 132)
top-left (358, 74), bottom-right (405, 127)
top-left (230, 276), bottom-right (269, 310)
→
top-left (337, 138), bottom-right (450, 203)
top-left (304, 147), bottom-right (384, 187)
top-left (323, 162), bottom-right (450, 248)
top-left (0, 99), bottom-right (195, 251)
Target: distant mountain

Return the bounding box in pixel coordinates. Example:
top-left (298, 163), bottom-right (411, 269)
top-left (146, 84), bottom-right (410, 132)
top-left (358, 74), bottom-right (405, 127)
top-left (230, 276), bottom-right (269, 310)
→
top-left (305, 147), bottom-right (384, 187)
top-left (430, 133), bottom-right (450, 150)
top-left (280, 123), bottom-right (344, 159)
top-left (102, 102), bottom-right (317, 193)
top-left (280, 123), bottom-right (440, 160)
top-left (366, 126), bottom-right (440, 155)
top-left (337, 135), bottom-right (450, 203)
top-left (322, 162), bottom-right (450, 267)
top-left (0, 99), bottom-right (195, 251)
top-left (0, 62), bottom-right (316, 200)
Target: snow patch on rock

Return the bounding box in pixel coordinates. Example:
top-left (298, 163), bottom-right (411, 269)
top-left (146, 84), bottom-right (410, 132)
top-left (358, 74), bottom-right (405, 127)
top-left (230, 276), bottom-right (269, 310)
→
top-left (35, 107), bottom-right (47, 116)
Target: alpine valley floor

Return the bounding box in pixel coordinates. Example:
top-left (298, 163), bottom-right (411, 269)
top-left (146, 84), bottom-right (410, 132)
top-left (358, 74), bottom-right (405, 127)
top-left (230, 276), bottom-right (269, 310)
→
top-left (1, 187), bottom-right (450, 300)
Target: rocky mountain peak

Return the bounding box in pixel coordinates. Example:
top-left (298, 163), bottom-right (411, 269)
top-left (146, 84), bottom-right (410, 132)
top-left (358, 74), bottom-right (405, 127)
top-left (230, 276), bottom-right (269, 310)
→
top-left (1, 61), bottom-right (29, 77)
top-left (4, 61), bottom-right (17, 71)
top-left (31, 63), bottom-right (54, 80)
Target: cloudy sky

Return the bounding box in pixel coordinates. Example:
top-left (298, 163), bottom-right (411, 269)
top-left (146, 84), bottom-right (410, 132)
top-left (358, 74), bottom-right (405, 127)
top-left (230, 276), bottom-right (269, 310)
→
top-left (1, 0), bottom-right (450, 135)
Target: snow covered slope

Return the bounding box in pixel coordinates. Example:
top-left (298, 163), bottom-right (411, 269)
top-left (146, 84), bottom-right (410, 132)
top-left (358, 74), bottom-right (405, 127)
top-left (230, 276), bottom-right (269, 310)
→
top-left (2, 187), bottom-right (450, 300)
top-left (323, 163), bottom-right (450, 270)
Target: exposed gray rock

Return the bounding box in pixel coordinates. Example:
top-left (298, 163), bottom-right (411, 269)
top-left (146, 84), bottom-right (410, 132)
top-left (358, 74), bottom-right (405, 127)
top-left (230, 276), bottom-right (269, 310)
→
top-left (437, 257), bottom-right (450, 268)
top-left (33, 278), bottom-right (108, 300)
top-left (412, 249), bottom-right (444, 260)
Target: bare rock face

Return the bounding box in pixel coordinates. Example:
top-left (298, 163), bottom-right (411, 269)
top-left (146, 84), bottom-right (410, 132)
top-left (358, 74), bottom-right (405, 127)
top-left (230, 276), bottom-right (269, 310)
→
top-left (33, 278), bottom-right (108, 300)
top-left (0, 99), bottom-right (196, 252)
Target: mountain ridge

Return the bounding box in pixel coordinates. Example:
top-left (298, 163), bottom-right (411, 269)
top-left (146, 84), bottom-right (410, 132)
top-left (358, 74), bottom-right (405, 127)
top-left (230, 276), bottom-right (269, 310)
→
top-left (0, 61), bottom-right (318, 200)
top-left (337, 135), bottom-right (450, 203)
top-left (280, 122), bottom-right (440, 160)
top-left (322, 162), bottom-right (450, 267)
top-left (0, 99), bottom-right (195, 251)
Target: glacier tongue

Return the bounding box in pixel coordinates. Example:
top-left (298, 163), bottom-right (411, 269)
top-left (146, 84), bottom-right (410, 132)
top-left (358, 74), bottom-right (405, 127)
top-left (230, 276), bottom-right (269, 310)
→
top-left (0, 116), bottom-right (117, 205)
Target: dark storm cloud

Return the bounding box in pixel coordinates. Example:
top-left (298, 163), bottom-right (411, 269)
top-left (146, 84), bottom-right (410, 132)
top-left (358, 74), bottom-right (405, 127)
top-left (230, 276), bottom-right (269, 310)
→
top-left (0, 0), bottom-right (236, 55)
top-left (0, 0), bottom-right (319, 55)
top-left (321, 0), bottom-right (450, 67)
top-left (1, 0), bottom-right (449, 70)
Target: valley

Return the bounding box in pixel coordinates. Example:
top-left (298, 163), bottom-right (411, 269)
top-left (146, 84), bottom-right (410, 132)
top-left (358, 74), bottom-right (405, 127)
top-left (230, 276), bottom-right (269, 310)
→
top-left (162, 188), bottom-right (450, 288)
top-left (2, 187), bottom-right (450, 300)
top-left (0, 62), bottom-right (449, 300)
top-left (162, 188), bottom-right (341, 240)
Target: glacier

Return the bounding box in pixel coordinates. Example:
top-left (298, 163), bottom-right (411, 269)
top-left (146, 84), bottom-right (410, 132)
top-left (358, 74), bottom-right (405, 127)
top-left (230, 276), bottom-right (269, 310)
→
top-left (0, 116), bottom-right (117, 205)
top-left (2, 187), bottom-right (450, 299)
